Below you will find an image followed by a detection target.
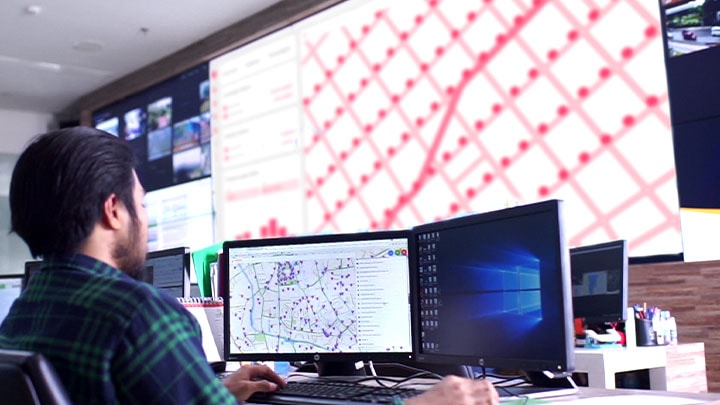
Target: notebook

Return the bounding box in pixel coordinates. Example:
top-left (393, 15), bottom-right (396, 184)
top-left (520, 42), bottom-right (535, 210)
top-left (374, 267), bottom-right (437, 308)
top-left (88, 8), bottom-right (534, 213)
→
top-left (177, 297), bottom-right (224, 362)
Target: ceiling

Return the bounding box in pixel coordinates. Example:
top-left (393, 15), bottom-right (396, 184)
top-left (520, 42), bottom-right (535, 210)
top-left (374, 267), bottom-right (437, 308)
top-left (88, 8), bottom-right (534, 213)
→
top-left (0, 0), bottom-right (282, 116)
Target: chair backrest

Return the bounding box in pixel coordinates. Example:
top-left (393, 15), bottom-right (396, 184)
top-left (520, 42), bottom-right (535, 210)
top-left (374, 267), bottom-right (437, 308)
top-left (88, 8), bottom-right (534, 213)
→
top-left (0, 349), bottom-right (71, 405)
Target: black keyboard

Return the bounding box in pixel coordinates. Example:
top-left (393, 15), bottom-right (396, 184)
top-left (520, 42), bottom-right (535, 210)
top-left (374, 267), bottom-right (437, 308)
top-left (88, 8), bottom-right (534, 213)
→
top-left (247, 379), bottom-right (423, 404)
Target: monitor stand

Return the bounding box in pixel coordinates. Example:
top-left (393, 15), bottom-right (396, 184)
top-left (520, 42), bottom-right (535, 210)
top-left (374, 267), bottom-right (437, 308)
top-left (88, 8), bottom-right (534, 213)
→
top-left (314, 361), bottom-right (366, 378)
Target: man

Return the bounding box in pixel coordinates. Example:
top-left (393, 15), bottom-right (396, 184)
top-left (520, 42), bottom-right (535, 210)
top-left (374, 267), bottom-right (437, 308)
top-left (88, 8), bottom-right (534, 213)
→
top-left (0, 127), bottom-right (498, 404)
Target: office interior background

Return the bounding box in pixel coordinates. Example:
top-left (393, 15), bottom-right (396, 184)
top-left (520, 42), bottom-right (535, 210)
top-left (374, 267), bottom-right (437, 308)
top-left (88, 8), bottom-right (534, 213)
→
top-left (3, 0), bottom-right (720, 391)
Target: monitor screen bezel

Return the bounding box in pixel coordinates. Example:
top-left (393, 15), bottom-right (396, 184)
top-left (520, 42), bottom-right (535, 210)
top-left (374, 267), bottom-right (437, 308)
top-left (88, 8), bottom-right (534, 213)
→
top-left (410, 199), bottom-right (575, 373)
top-left (570, 239), bottom-right (628, 324)
top-left (222, 230), bottom-right (414, 363)
top-left (146, 246), bottom-right (191, 298)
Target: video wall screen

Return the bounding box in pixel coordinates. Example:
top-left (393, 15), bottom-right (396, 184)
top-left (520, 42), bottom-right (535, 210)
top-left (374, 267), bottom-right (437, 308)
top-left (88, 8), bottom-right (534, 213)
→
top-left (210, 0), bottom-right (681, 258)
top-left (92, 63), bottom-right (211, 192)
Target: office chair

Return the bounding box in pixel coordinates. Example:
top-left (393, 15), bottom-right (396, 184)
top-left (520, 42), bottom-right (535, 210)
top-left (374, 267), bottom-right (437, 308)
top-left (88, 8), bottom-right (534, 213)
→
top-left (0, 349), bottom-right (71, 405)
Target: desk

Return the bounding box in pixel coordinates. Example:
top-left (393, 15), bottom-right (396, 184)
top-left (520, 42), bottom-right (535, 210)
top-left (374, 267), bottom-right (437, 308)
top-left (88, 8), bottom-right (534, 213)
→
top-left (574, 343), bottom-right (707, 391)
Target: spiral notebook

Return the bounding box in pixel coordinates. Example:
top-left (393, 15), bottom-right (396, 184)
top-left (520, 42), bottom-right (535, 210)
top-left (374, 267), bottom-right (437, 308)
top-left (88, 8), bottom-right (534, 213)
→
top-left (177, 297), bottom-right (224, 362)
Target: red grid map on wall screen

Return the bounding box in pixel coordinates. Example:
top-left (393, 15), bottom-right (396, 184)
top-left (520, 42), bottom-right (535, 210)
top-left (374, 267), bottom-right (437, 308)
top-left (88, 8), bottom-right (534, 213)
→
top-left (210, 0), bottom-right (681, 257)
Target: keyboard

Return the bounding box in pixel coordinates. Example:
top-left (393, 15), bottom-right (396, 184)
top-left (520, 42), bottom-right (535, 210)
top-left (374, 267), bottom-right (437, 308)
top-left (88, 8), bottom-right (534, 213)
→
top-left (246, 379), bottom-right (423, 404)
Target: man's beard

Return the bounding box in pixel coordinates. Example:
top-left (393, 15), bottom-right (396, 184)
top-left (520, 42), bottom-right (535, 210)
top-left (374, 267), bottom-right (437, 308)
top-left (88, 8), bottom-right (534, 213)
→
top-left (112, 219), bottom-right (147, 281)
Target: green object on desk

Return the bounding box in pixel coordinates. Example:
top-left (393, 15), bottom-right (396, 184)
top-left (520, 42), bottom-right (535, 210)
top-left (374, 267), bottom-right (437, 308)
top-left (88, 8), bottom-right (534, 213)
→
top-left (191, 242), bottom-right (223, 297)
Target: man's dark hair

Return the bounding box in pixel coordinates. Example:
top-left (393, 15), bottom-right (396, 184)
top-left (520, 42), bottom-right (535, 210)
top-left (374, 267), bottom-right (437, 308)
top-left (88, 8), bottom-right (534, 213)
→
top-left (10, 127), bottom-right (138, 258)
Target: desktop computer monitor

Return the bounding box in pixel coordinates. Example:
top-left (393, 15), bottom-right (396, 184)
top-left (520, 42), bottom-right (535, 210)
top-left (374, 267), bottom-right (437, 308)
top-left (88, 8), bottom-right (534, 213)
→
top-left (0, 274), bottom-right (23, 324)
top-left (570, 240), bottom-right (628, 324)
top-left (223, 231), bottom-right (413, 376)
top-left (146, 247), bottom-right (191, 298)
top-left (411, 200), bottom-right (575, 375)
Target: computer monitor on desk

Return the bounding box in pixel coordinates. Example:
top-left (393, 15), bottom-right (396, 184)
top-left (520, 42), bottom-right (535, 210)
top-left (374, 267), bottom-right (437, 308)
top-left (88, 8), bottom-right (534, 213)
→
top-left (411, 200), bottom-right (575, 383)
top-left (0, 274), bottom-right (23, 324)
top-left (223, 231), bottom-right (413, 377)
top-left (145, 247), bottom-right (191, 298)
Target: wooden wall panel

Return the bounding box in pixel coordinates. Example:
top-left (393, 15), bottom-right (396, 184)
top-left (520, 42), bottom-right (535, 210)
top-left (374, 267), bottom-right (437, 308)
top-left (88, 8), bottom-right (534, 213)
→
top-left (629, 260), bottom-right (720, 392)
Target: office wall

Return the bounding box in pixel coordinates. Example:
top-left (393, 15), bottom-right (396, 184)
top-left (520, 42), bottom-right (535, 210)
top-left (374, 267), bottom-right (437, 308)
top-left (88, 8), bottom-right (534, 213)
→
top-left (0, 108), bottom-right (52, 275)
top-left (629, 260), bottom-right (720, 392)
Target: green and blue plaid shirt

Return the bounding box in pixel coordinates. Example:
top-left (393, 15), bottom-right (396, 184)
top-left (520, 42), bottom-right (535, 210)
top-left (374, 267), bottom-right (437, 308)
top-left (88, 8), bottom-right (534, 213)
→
top-left (0, 254), bottom-right (236, 404)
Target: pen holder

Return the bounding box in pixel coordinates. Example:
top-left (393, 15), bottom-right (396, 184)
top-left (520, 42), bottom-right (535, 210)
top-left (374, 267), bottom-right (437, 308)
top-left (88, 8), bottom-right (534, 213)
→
top-left (635, 319), bottom-right (656, 346)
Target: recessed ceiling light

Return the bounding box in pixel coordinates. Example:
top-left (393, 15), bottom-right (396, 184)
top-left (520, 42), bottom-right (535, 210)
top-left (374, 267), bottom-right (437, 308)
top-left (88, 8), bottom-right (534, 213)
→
top-left (72, 40), bottom-right (104, 52)
top-left (25, 5), bottom-right (42, 15)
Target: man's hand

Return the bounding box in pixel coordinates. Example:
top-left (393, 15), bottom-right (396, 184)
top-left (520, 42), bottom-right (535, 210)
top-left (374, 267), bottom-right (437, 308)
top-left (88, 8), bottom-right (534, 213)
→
top-left (222, 364), bottom-right (287, 402)
top-left (406, 375), bottom-right (499, 405)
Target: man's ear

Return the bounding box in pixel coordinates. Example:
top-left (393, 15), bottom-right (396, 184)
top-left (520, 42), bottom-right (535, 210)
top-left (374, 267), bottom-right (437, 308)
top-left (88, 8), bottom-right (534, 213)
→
top-left (102, 193), bottom-right (123, 230)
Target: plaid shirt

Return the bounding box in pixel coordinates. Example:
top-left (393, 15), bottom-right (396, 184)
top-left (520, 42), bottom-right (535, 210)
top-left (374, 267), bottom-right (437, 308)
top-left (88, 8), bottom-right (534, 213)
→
top-left (0, 254), bottom-right (235, 404)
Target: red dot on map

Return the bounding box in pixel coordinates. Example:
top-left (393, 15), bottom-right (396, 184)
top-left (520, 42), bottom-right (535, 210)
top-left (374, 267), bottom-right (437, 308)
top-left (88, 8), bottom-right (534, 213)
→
top-left (475, 120), bottom-right (485, 130)
top-left (538, 186), bottom-right (549, 197)
top-left (600, 134), bottom-right (612, 145)
top-left (336, 200), bottom-right (343, 209)
top-left (324, 212), bottom-right (332, 221)
top-left (451, 30), bottom-right (460, 39)
top-left (578, 87), bottom-right (589, 98)
top-left (313, 134), bottom-right (320, 143)
top-left (579, 152), bottom-right (590, 163)
top-left (519, 140), bottom-right (529, 151)
top-left (387, 48), bottom-right (395, 57)
top-left (446, 86), bottom-right (455, 95)
top-left (484, 0), bottom-right (493, 4)
top-left (492, 104), bottom-right (502, 114)
top-left (391, 94), bottom-right (400, 103)
top-left (496, 34), bottom-right (506, 44)
top-left (375, 161), bottom-right (382, 170)
top-left (378, 109), bottom-right (386, 118)
top-left (306, 190), bottom-right (313, 198)
top-left (478, 52), bottom-right (488, 62)
top-left (398, 194), bottom-right (406, 204)
top-left (623, 115), bottom-right (635, 127)
top-left (421, 63), bottom-right (429, 72)
top-left (510, 86), bottom-right (520, 97)
top-left (361, 174), bottom-right (369, 184)
top-left (340, 151), bottom-right (348, 160)
top-left (365, 124), bottom-right (373, 133)
top-left (303, 98), bottom-right (310, 106)
top-left (314, 84), bottom-right (321, 92)
top-left (317, 177), bottom-right (324, 186)
top-left (558, 105), bottom-right (569, 116)
top-left (406, 78), bottom-right (415, 88)
top-left (528, 68), bottom-right (539, 79)
top-left (375, 10), bottom-right (383, 18)
top-left (483, 173), bottom-right (493, 183)
top-left (514, 15), bottom-right (524, 26)
top-left (353, 138), bottom-right (361, 147)
top-left (413, 181), bottom-right (422, 191)
top-left (538, 124), bottom-right (548, 134)
top-left (558, 169), bottom-right (569, 180)
top-left (462, 69), bottom-right (472, 80)
top-left (387, 147), bottom-right (395, 156)
top-left (547, 49), bottom-right (558, 61)
top-left (458, 136), bottom-right (468, 146)
top-left (348, 187), bottom-right (355, 196)
top-left (436, 47), bottom-right (444, 56)
top-left (370, 221), bottom-right (378, 229)
top-left (385, 209), bottom-right (394, 218)
top-left (426, 166), bottom-right (435, 176)
top-left (429, 0), bottom-right (438, 6)
top-left (443, 152), bottom-right (452, 162)
top-left (372, 63), bottom-right (381, 72)
top-left (336, 107), bottom-right (343, 116)
top-left (415, 15), bottom-right (423, 24)
top-left (349, 41), bottom-right (357, 49)
top-left (337, 55), bottom-right (345, 64)
top-left (645, 26), bottom-right (657, 38)
top-left (501, 157), bottom-right (511, 167)
top-left (450, 203), bottom-right (460, 213)
top-left (567, 30), bottom-right (579, 41)
top-left (588, 9), bottom-right (600, 21)
top-left (416, 117), bottom-right (425, 127)
top-left (430, 102), bottom-right (439, 111)
top-left (468, 12), bottom-right (477, 21)
top-left (326, 70), bottom-right (333, 78)
top-left (324, 121), bottom-right (331, 130)
top-left (400, 32), bottom-right (408, 41)
top-left (599, 67), bottom-right (611, 79)
top-left (362, 25), bottom-right (370, 35)
top-left (328, 165), bottom-right (335, 173)
top-left (467, 188), bottom-right (476, 198)
top-left (360, 78), bottom-right (368, 87)
top-left (621, 47), bottom-right (634, 59)
top-left (646, 95), bottom-right (659, 107)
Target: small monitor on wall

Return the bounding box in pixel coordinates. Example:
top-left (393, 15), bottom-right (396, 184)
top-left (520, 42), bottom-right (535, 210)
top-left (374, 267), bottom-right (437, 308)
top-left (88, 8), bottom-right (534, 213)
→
top-left (570, 240), bottom-right (628, 324)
